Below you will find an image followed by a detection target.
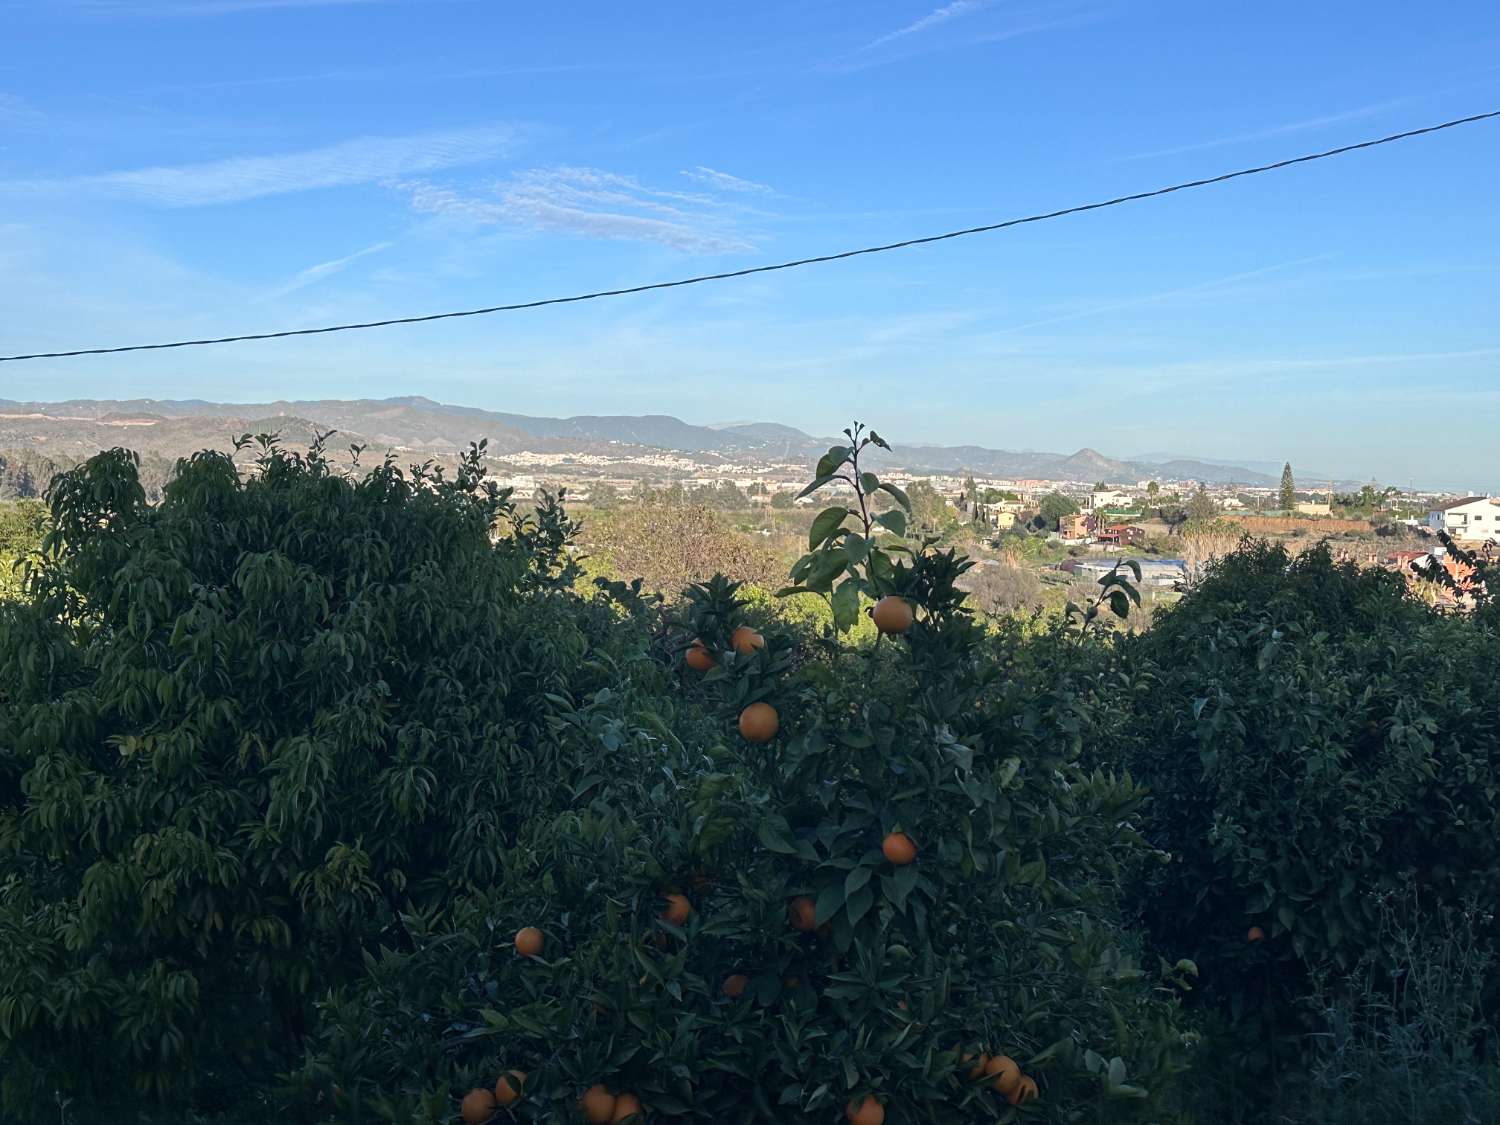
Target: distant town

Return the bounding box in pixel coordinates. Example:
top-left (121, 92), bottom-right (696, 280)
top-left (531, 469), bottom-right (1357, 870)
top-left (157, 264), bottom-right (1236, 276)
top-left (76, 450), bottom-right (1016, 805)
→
top-left (0, 395), bottom-right (1493, 612)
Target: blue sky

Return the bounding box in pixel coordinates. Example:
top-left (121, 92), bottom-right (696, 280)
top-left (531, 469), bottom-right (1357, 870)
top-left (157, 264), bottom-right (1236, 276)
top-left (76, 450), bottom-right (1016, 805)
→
top-left (2, 0), bottom-right (1498, 488)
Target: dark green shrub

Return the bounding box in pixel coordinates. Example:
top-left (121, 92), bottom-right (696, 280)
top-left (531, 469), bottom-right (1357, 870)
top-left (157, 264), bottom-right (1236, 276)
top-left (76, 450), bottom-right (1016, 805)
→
top-left (1119, 542), bottom-right (1500, 1055)
top-left (0, 439), bottom-right (640, 1115)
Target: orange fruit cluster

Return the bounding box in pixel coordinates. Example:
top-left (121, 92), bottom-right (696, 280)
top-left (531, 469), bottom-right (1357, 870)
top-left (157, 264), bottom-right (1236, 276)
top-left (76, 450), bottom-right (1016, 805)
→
top-left (682, 626), bottom-right (765, 673)
top-left (957, 1049), bottom-right (1041, 1106)
top-left (458, 1068), bottom-right (527, 1121)
top-left (580, 1084), bottom-right (645, 1122)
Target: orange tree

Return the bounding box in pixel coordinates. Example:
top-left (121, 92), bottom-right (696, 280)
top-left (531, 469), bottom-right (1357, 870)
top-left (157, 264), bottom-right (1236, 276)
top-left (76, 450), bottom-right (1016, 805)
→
top-left (295, 426), bottom-right (1195, 1122)
top-left (0, 429), bottom-right (1196, 1123)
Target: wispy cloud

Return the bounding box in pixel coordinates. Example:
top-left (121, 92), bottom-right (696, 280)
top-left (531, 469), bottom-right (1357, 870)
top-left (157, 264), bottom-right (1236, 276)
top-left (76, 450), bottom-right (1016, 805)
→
top-left (830, 8), bottom-right (1097, 74)
top-left (995, 255), bottom-right (1332, 334)
top-left (865, 0), bottom-right (994, 50)
top-left (0, 93), bottom-right (44, 125)
top-left (401, 166), bottom-right (758, 253)
top-left (1118, 96), bottom-right (1423, 162)
top-left (260, 240), bottom-right (393, 300)
top-left (681, 166), bottom-right (774, 195)
top-left (10, 124), bottom-right (521, 206)
top-left (153, 61), bottom-right (586, 91)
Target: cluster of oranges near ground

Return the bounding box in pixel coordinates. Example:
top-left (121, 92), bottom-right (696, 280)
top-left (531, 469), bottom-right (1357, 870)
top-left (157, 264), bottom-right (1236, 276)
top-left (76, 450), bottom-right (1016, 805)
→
top-left (458, 1069), bottom-right (528, 1122)
top-left (957, 1052), bottom-right (1041, 1109)
top-left (459, 1060), bottom-right (645, 1123)
top-left (476, 597), bottom-right (997, 1122)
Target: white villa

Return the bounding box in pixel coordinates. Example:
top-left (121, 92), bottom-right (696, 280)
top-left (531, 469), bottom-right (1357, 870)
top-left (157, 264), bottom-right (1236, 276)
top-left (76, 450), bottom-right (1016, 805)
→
top-left (1427, 496), bottom-right (1500, 541)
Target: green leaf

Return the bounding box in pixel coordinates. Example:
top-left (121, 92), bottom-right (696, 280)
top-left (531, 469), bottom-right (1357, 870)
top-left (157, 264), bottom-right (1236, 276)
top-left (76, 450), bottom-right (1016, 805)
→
top-left (815, 446), bottom-right (852, 479)
top-left (873, 509), bottom-right (907, 537)
top-left (868, 550), bottom-right (896, 584)
top-left (1107, 1057), bottom-right (1127, 1088)
top-left (845, 866), bottom-right (872, 897)
top-left (806, 551), bottom-right (849, 594)
top-left (859, 472), bottom-right (880, 494)
top-left (757, 815), bottom-right (798, 855)
top-left (815, 882), bottom-right (845, 926)
top-left (831, 578), bottom-right (861, 633)
top-left (868, 431), bottom-right (891, 450)
top-left (845, 885), bottom-right (874, 926)
top-left (843, 535), bottom-right (869, 565)
top-left (797, 474), bottom-right (836, 500)
top-left (886, 861), bottom-right (919, 909)
top-left (877, 482), bottom-right (911, 512)
top-left (809, 507), bottom-right (851, 549)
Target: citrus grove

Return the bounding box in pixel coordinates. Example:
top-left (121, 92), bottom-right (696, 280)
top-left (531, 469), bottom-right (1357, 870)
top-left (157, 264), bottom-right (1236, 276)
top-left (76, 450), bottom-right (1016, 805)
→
top-left (0, 428), bottom-right (1495, 1123)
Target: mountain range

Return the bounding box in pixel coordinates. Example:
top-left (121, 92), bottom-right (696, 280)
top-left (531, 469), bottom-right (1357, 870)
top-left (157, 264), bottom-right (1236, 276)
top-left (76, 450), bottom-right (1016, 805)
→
top-left (0, 395), bottom-right (1312, 486)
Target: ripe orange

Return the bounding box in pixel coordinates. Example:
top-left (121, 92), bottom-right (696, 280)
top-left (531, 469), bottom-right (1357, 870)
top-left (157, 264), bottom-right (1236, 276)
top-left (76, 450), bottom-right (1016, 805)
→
top-left (580, 1084), bottom-right (617, 1123)
top-left (845, 1095), bottom-right (885, 1124)
top-left (460, 1088), bottom-right (498, 1123)
top-left (731, 625), bottom-right (765, 654)
top-left (610, 1092), bottom-right (643, 1121)
top-left (722, 973), bottom-right (750, 998)
top-left (872, 596), bottom-right (914, 635)
top-left (788, 895), bottom-right (817, 931)
top-left (738, 702), bottom-right (779, 743)
top-left (659, 893), bottom-right (692, 926)
top-left (1247, 925), bottom-right (1266, 942)
top-left (495, 1070), bottom-right (526, 1106)
top-left (514, 927), bottom-right (544, 957)
top-left (985, 1055), bottom-right (1021, 1095)
top-left (1007, 1075), bottom-right (1039, 1106)
top-left (881, 832), bottom-right (917, 865)
top-left (967, 1053), bottom-right (991, 1081)
top-left (685, 641), bottom-right (715, 671)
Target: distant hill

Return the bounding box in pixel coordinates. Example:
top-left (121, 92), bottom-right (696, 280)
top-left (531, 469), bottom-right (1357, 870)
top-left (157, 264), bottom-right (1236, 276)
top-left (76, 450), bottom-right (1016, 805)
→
top-left (0, 396), bottom-right (1287, 485)
top-left (1129, 451), bottom-right (1353, 486)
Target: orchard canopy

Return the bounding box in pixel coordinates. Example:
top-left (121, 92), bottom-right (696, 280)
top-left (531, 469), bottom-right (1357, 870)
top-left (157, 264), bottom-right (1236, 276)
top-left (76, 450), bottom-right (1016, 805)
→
top-left (1, 430), bottom-right (1497, 1124)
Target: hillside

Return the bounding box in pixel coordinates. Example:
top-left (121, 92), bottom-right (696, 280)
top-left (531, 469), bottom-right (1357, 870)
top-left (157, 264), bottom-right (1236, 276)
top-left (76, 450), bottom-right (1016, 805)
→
top-left (0, 396), bottom-right (1282, 484)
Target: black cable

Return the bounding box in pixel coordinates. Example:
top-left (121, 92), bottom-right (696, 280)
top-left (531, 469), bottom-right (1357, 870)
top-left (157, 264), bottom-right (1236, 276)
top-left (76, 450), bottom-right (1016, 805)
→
top-left (3, 108), bottom-right (1497, 364)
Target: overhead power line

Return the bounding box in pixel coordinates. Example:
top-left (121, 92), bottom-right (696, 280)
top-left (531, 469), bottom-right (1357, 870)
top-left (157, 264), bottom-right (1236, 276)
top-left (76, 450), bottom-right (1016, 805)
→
top-left (3, 108), bottom-right (1498, 365)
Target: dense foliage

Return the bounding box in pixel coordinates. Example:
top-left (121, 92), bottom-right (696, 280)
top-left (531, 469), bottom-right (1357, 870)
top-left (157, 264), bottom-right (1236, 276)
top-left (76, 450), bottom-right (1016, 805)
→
top-left (0, 437), bottom-right (1192, 1123)
top-left (0, 500), bottom-right (45, 601)
top-left (3, 436), bottom-right (1496, 1125)
top-left (1118, 543), bottom-right (1500, 1064)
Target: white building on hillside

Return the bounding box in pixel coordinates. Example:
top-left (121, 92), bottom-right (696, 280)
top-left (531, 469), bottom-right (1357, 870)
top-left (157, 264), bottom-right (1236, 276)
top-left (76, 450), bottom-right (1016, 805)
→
top-left (1427, 496), bottom-right (1500, 541)
top-left (1089, 488), bottom-right (1132, 511)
